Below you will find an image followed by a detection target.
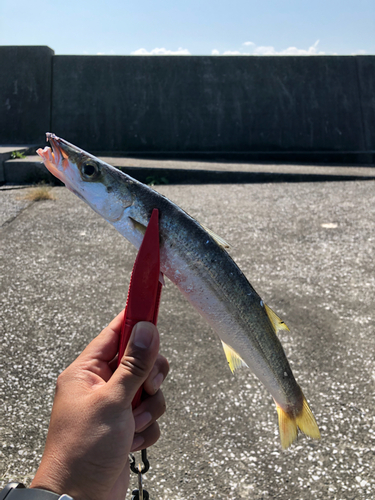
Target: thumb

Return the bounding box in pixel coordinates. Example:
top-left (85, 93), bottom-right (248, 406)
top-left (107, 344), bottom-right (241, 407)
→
top-left (110, 322), bottom-right (160, 407)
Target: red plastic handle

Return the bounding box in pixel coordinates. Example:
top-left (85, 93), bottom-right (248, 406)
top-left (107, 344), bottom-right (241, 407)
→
top-left (118, 209), bottom-right (162, 409)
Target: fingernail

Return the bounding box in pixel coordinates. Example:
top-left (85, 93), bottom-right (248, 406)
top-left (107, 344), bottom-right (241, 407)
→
top-left (133, 322), bottom-right (154, 349)
top-left (134, 411), bottom-right (152, 432)
top-left (131, 434), bottom-right (145, 451)
top-left (153, 372), bottom-right (164, 393)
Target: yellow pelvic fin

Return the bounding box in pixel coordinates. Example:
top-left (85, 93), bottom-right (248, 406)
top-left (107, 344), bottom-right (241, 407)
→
top-left (221, 341), bottom-right (248, 373)
top-left (200, 223), bottom-right (231, 249)
top-left (276, 396), bottom-right (320, 450)
top-left (264, 303), bottom-right (289, 334)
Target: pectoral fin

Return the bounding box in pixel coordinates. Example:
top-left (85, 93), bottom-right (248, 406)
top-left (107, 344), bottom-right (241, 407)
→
top-left (264, 303), bottom-right (289, 334)
top-left (221, 341), bottom-right (248, 373)
top-left (129, 216), bottom-right (147, 235)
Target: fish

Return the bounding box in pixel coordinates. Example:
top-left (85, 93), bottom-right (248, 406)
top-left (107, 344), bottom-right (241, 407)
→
top-left (37, 133), bottom-right (320, 449)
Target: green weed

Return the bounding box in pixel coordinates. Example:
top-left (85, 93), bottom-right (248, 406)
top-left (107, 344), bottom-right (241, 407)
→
top-left (146, 175), bottom-right (169, 186)
top-left (10, 151), bottom-right (26, 159)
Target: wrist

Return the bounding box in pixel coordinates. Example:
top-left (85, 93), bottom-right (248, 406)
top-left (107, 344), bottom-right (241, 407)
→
top-left (30, 461), bottom-right (78, 500)
top-left (29, 484), bottom-right (71, 499)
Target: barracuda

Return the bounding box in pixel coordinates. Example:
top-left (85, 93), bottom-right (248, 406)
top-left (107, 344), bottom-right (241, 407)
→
top-left (37, 133), bottom-right (320, 449)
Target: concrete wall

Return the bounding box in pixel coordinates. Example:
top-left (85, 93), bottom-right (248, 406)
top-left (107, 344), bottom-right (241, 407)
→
top-left (356, 57), bottom-right (375, 151)
top-left (0, 46), bottom-right (54, 145)
top-left (1, 47), bottom-right (374, 158)
top-left (52, 55), bottom-right (373, 154)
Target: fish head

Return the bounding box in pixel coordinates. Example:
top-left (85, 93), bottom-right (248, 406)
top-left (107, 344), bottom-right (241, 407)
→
top-left (37, 133), bottom-right (134, 224)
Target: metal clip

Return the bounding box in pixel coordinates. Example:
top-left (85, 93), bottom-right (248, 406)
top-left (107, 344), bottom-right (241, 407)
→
top-left (130, 450), bottom-right (150, 500)
top-left (130, 449), bottom-right (150, 475)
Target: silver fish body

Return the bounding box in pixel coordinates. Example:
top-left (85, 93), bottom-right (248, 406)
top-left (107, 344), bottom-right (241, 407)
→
top-left (123, 182), bottom-right (300, 410)
top-left (37, 134), bottom-right (320, 448)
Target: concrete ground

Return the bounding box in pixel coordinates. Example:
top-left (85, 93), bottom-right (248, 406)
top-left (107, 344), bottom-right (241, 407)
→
top-left (0, 177), bottom-right (374, 499)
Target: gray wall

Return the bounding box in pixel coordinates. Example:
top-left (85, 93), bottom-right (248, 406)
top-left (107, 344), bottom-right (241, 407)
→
top-left (51, 55), bottom-right (373, 154)
top-left (0, 46), bottom-right (54, 144)
top-left (356, 56), bottom-right (375, 151)
top-left (1, 46), bottom-right (374, 158)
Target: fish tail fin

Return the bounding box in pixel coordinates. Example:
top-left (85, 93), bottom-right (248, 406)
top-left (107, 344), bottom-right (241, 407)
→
top-left (276, 405), bottom-right (298, 449)
top-left (296, 396), bottom-right (321, 441)
top-left (276, 396), bottom-right (320, 450)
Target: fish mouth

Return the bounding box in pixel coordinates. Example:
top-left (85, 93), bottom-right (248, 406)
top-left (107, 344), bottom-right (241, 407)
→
top-left (37, 133), bottom-right (72, 183)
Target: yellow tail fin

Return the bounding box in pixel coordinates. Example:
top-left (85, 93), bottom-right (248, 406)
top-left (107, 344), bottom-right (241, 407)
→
top-left (276, 396), bottom-right (320, 449)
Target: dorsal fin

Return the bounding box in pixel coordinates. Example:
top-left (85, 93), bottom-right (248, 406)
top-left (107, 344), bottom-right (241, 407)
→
top-left (200, 223), bottom-right (231, 249)
top-left (221, 341), bottom-right (248, 373)
top-left (264, 303), bottom-right (289, 334)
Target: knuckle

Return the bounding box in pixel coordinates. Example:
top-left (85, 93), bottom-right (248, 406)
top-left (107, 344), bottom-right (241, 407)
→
top-left (152, 422), bottom-right (161, 442)
top-left (158, 396), bottom-right (167, 417)
top-left (157, 354), bottom-right (170, 375)
top-left (120, 355), bottom-right (149, 379)
top-left (55, 369), bottom-right (68, 392)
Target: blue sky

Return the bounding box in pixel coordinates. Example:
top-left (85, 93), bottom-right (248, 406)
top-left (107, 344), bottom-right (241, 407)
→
top-left (0, 0), bottom-right (374, 55)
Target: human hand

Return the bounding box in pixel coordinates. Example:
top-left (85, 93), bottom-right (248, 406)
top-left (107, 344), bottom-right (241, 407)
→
top-left (30, 311), bottom-right (169, 500)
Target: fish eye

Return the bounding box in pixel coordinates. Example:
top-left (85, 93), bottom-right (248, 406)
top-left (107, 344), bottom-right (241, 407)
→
top-left (81, 161), bottom-right (99, 180)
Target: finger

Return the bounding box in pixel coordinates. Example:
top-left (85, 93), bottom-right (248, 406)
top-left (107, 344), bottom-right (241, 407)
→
top-left (142, 354), bottom-right (169, 396)
top-left (131, 422), bottom-right (161, 452)
top-left (109, 322), bottom-right (159, 407)
top-left (66, 312), bottom-right (125, 384)
top-left (133, 389), bottom-right (166, 433)
top-left (75, 310), bottom-right (125, 365)
top-left (108, 340), bottom-right (169, 378)
top-left (106, 309), bottom-right (126, 335)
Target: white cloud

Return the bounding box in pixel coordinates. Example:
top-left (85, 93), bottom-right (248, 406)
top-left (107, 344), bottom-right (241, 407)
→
top-left (96, 50), bottom-right (116, 55)
top-left (222, 50), bottom-right (251, 56)
top-left (127, 41), bottom-right (364, 57)
top-left (252, 45), bottom-right (276, 55)
top-left (214, 40), bottom-right (327, 56)
top-left (254, 40), bottom-right (325, 56)
top-left (131, 47), bottom-right (191, 55)
top-left (351, 49), bottom-right (367, 55)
